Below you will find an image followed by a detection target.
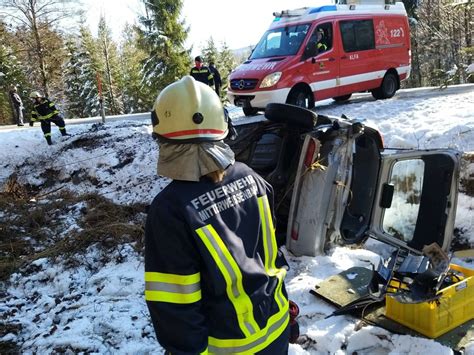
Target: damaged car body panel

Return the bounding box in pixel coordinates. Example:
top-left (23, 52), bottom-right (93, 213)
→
top-left (228, 104), bottom-right (461, 256)
top-left (228, 103), bottom-right (466, 344)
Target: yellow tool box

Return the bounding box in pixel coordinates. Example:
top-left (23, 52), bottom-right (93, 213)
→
top-left (385, 264), bottom-right (474, 338)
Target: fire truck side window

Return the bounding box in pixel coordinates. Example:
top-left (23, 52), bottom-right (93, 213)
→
top-left (339, 19), bottom-right (375, 52)
top-left (305, 23), bottom-right (333, 58)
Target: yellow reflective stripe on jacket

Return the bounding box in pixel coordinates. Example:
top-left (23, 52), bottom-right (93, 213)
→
top-left (258, 195), bottom-right (287, 311)
top-left (32, 111), bottom-right (59, 120)
top-left (208, 301), bottom-right (289, 354)
top-left (196, 225), bottom-right (260, 337)
top-left (40, 111), bottom-right (58, 120)
top-left (145, 271), bottom-right (201, 304)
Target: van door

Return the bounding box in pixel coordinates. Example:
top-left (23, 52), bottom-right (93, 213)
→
top-left (301, 22), bottom-right (340, 101)
top-left (366, 150), bottom-right (460, 253)
top-left (337, 18), bottom-right (382, 96)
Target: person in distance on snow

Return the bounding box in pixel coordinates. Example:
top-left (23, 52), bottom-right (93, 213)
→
top-left (190, 55), bottom-right (214, 87)
top-left (9, 86), bottom-right (25, 126)
top-left (209, 61), bottom-right (222, 96)
top-left (145, 75), bottom-right (290, 354)
top-left (29, 91), bottom-right (68, 145)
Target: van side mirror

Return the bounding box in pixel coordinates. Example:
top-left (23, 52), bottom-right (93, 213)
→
top-left (380, 183), bottom-right (394, 208)
top-left (303, 43), bottom-right (317, 60)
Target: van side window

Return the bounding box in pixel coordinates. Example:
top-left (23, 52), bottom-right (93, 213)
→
top-left (339, 20), bottom-right (375, 52)
top-left (304, 23), bottom-right (333, 58)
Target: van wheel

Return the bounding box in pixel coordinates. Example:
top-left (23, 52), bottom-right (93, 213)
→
top-left (243, 107), bottom-right (259, 116)
top-left (333, 94), bottom-right (352, 103)
top-left (287, 88), bottom-right (313, 109)
top-left (372, 72), bottom-right (398, 100)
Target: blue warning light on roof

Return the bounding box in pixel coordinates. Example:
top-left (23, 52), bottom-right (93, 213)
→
top-left (309, 5), bottom-right (337, 14)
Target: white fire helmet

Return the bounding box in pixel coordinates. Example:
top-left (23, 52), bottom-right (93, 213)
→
top-left (152, 76), bottom-right (228, 142)
top-left (29, 91), bottom-right (42, 99)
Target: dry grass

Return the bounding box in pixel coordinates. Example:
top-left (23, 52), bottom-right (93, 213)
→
top-left (0, 175), bottom-right (146, 281)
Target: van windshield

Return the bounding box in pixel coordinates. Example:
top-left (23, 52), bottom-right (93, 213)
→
top-left (250, 24), bottom-right (310, 59)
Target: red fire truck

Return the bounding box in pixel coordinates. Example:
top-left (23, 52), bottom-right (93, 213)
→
top-left (227, 1), bottom-right (411, 116)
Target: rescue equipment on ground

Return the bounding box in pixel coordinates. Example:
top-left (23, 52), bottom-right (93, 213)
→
top-left (312, 243), bottom-right (473, 339)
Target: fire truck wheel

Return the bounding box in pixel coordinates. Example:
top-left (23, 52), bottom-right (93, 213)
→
top-left (287, 88), bottom-right (313, 109)
top-left (333, 94), bottom-right (352, 103)
top-left (372, 72), bottom-right (398, 100)
top-left (243, 107), bottom-right (259, 116)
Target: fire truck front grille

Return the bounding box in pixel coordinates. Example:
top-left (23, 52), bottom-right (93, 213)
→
top-left (230, 79), bottom-right (259, 91)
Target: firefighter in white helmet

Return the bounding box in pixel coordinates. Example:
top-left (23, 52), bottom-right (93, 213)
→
top-left (29, 91), bottom-right (68, 145)
top-left (145, 75), bottom-right (290, 354)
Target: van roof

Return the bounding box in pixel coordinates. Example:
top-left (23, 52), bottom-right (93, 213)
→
top-left (270, 2), bottom-right (407, 28)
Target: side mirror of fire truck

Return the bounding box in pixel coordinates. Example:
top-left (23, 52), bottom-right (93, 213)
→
top-left (303, 42), bottom-right (317, 61)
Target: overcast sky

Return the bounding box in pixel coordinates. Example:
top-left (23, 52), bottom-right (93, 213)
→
top-left (83, 0), bottom-right (320, 54)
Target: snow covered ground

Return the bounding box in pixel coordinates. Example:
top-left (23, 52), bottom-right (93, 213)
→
top-left (1, 84), bottom-right (473, 354)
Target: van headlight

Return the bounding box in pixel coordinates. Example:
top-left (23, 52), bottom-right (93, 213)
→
top-left (259, 72), bottom-right (282, 88)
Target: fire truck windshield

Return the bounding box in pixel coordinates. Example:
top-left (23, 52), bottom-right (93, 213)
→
top-left (250, 23), bottom-right (310, 59)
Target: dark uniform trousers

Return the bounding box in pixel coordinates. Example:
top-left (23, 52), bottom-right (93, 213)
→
top-left (40, 116), bottom-right (66, 138)
top-left (31, 98), bottom-right (67, 144)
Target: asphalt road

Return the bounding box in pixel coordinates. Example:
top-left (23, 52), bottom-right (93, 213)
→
top-left (1, 84), bottom-right (472, 132)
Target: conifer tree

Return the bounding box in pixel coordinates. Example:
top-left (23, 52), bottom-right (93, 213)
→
top-left (137, 0), bottom-right (191, 107)
top-left (201, 38), bottom-right (237, 100)
top-left (216, 42), bottom-right (237, 99)
top-left (120, 24), bottom-right (149, 113)
top-left (409, 0), bottom-right (472, 87)
top-left (202, 37), bottom-right (219, 64)
top-left (0, 0), bottom-right (75, 98)
top-left (0, 21), bottom-right (29, 124)
top-left (62, 23), bottom-right (103, 118)
top-left (78, 25), bottom-right (102, 117)
top-left (63, 37), bottom-right (85, 118)
top-left (97, 16), bottom-right (124, 115)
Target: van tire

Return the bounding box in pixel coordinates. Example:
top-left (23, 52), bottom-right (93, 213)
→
top-left (371, 72), bottom-right (398, 100)
top-left (333, 94), bottom-right (352, 103)
top-left (287, 88), bottom-right (314, 109)
top-left (243, 107), bottom-right (259, 116)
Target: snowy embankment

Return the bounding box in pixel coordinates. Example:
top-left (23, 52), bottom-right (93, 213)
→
top-left (0, 84), bottom-right (473, 354)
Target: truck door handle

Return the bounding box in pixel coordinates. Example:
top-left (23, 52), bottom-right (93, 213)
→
top-left (328, 57), bottom-right (335, 62)
top-left (341, 56), bottom-right (347, 59)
